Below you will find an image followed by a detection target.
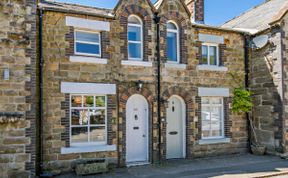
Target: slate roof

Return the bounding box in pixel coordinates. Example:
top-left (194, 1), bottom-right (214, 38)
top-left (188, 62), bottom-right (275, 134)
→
top-left (222, 0), bottom-right (288, 34)
top-left (38, 1), bottom-right (114, 18)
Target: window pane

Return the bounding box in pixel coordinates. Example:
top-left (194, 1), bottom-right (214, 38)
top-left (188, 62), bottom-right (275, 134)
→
top-left (128, 16), bottom-right (141, 24)
top-left (210, 98), bottom-right (222, 104)
top-left (76, 42), bottom-right (100, 55)
top-left (211, 106), bottom-right (222, 137)
top-left (167, 32), bottom-right (177, 62)
top-left (71, 127), bottom-right (88, 143)
top-left (71, 96), bottom-right (82, 107)
top-left (202, 120), bottom-right (210, 138)
top-left (83, 96), bottom-right (94, 107)
top-left (202, 98), bottom-right (209, 104)
top-left (71, 109), bottom-right (89, 126)
top-left (96, 96), bottom-right (106, 107)
top-left (76, 32), bottom-right (99, 43)
top-left (90, 126), bottom-right (105, 142)
top-left (128, 43), bottom-right (141, 59)
top-left (128, 26), bottom-right (141, 41)
top-left (167, 22), bottom-right (177, 30)
top-left (201, 45), bottom-right (208, 64)
top-left (90, 109), bottom-right (106, 125)
top-left (209, 46), bottom-right (217, 65)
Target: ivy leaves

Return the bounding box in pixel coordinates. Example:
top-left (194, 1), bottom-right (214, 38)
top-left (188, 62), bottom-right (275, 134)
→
top-left (232, 88), bottom-right (253, 113)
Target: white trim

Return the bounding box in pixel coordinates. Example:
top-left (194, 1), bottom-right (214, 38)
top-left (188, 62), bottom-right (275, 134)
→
top-left (198, 138), bottom-right (230, 145)
top-left (61, 82), bottom-right (116, 94)
top-left (61, 145), bottom-right (116, 154)
top-left (201, 43), bottom-right (219, 66)
top-left (74, 30), bottom-right (101, 57)
top-left (128, 15), bottom-right (143, 61)
top-left (167, 21), bottom-right (180, 63)
top-left (164, 63), bottom-right (187, 70)
top-left (66, 16), bottom-right (110, 31)
top-left (121, 60), bottom-right (153, 67)
top-left (197, 65), bottom-right (228, 72)
top-left (70, 56), bottom-right (107, 64)
top-left (199, 34), bottom-right (224, 44)
top-left (198, 87), bottom-right (229, 97)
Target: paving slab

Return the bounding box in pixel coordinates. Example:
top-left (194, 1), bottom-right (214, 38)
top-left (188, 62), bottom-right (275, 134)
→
top-left (56, 154), bottom-right (288, 178)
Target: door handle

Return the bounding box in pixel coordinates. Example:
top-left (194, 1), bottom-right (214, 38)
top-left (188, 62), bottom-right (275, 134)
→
top-left (142, 134), bottom-right (146, 138)
top-left (169, 131), bottom-right (178, 135)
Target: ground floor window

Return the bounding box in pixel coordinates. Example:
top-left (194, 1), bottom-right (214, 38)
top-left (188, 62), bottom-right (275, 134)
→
top-left (201, 97), bottom-right (224, 139)
top-left (70, 95), bottom-right (107, 146)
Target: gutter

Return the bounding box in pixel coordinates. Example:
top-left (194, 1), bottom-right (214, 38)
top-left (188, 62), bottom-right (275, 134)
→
top-left (153, 12), bottom-right (162, 164)
top-left (38, 4), bottom-right (115, 20)
top-left (244, 35), bottom-right (251, 153)
top-left (37, 8), bottom-right (44, 177)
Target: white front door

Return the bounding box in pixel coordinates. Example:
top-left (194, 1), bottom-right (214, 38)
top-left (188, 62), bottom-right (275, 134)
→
top-left (166, 96), bottom-right (185, 159)
top-left (126, 94), bottom-right (149, 163)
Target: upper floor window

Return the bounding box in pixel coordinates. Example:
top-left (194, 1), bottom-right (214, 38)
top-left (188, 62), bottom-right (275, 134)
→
top-left (75, 30), bottom-right (101, 57)
top-left (201, 97), bottom-right (224, 139)
top-left (201, 43), bottom-right (218, 66)
top-left (128, 15), bottom-right (143, 60)
top-left (166, 21), bottom-right (179, 63)
top-left (70, 95), bottom-right (107, 146)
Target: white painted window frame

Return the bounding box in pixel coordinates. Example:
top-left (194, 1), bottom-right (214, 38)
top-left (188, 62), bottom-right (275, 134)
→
top-left (201, 43), bottom-right (219, 66)
top-left (74, 29), bottom-right (102, 57)
top-left (128, 15), bottom-right (143, 61)
top-left (201, 97), bottom-right (225, 140)
top-left (70, 94), bottom-right (107, 147)
top-left (166, 21), bottom-right (180, 64)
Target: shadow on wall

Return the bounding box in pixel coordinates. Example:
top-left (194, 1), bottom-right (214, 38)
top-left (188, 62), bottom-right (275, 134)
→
top-left (250, 34), bottom-right (283, 153)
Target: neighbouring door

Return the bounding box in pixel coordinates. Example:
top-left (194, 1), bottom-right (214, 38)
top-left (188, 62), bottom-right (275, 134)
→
top-left (166, 96), bottom-right (185, 159)
top-left (126, 94), bottom-right (149, 163)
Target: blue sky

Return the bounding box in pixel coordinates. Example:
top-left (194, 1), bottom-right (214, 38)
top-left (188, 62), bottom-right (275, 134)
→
top-left (54, 0), bottom-right (265, 25)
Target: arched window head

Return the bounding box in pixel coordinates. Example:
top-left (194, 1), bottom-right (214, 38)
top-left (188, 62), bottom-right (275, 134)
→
top-left (166, 21), bottom-right (179, 63)
top-left (128, 15), bottom-right (143, 60)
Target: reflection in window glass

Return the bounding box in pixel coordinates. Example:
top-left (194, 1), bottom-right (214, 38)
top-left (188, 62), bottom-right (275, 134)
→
top-left (201, 97), bottom-right (224, 139)
top-left (128, 15), bottom-right (142, 60)
top-left (70, 95), bottom-right (107, 145)
top-left (166, 22), bottom-right (178, 62)
top-left (201, 44), bottom-right (218, 66)
top-left (75, 31), bottom-right (101, 56)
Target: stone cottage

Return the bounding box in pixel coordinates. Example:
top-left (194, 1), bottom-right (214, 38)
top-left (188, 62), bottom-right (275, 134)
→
top-left (222, 0), bottom-right (288, 155)
top-left (2, 0), bottom-right (283, 177)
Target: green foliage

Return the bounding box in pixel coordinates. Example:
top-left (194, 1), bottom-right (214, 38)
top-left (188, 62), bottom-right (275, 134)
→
top-left (232, 88), bottom-right (253, 113)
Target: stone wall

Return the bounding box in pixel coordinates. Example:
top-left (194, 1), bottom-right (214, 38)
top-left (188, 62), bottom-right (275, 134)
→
top-left (250, 26), bottom-right (284, 153)
top-left (281, 13), bottom-right (288, 152)
top-left (0, 0), bottom-right (37, 177)
top-left (41, 0), bottom-right (247, 174)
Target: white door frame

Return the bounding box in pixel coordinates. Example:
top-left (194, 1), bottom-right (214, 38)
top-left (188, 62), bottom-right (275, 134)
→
top-left (126, 94), bottom-right (149, 163)
top-left (167, 95), bottom-right (186, 158)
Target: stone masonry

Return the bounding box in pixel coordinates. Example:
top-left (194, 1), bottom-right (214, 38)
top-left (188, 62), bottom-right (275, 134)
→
top-left (39, 0), bottom-right (248, 174)
top-left (0, 0), bottom-right (37, 178)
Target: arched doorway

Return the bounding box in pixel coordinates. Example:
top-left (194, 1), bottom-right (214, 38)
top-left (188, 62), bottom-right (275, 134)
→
top-left (126, 94), bottom-right (149, 163)
top-left (166, 95), bottom-right (186, 159)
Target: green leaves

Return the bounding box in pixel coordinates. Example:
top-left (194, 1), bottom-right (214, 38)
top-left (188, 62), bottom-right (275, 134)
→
top-left (232, 88), bottom-right (253, 113)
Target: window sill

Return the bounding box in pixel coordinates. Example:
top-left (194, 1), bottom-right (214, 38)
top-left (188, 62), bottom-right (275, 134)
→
top-left (121, 60), bottom-right (153, 67)
top-left (164, 63), bottom-right (187, 70)
top-left (61, 144), bottom-right (116, 154)
top-left (70, 55), bottom-right (108, 64)
top-left (198, 138), bottom-right (231, 145)
top-left (197, 65), bottom-right (228, 72)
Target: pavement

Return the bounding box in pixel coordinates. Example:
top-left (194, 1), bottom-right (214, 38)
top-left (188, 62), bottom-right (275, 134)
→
top-left (56, 154), bottom-right (288, 178)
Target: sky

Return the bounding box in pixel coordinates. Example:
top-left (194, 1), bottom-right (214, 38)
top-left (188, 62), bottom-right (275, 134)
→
top-left (54, 0), bottom-right (265, 26)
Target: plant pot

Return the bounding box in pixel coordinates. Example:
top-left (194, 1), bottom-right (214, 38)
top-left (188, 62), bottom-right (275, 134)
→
top-left (251, 145), bottom-right (266, 155)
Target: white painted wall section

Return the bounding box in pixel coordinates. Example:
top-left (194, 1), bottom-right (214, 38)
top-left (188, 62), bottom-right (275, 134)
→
top-left (61, 82), bottom-right (116, 94)
top-left (199, 34), bottom-right (224, 44)
top-left (198, 87), bottom-right (229, 97)
top-left (66, 16), bottom-right (110, 31)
